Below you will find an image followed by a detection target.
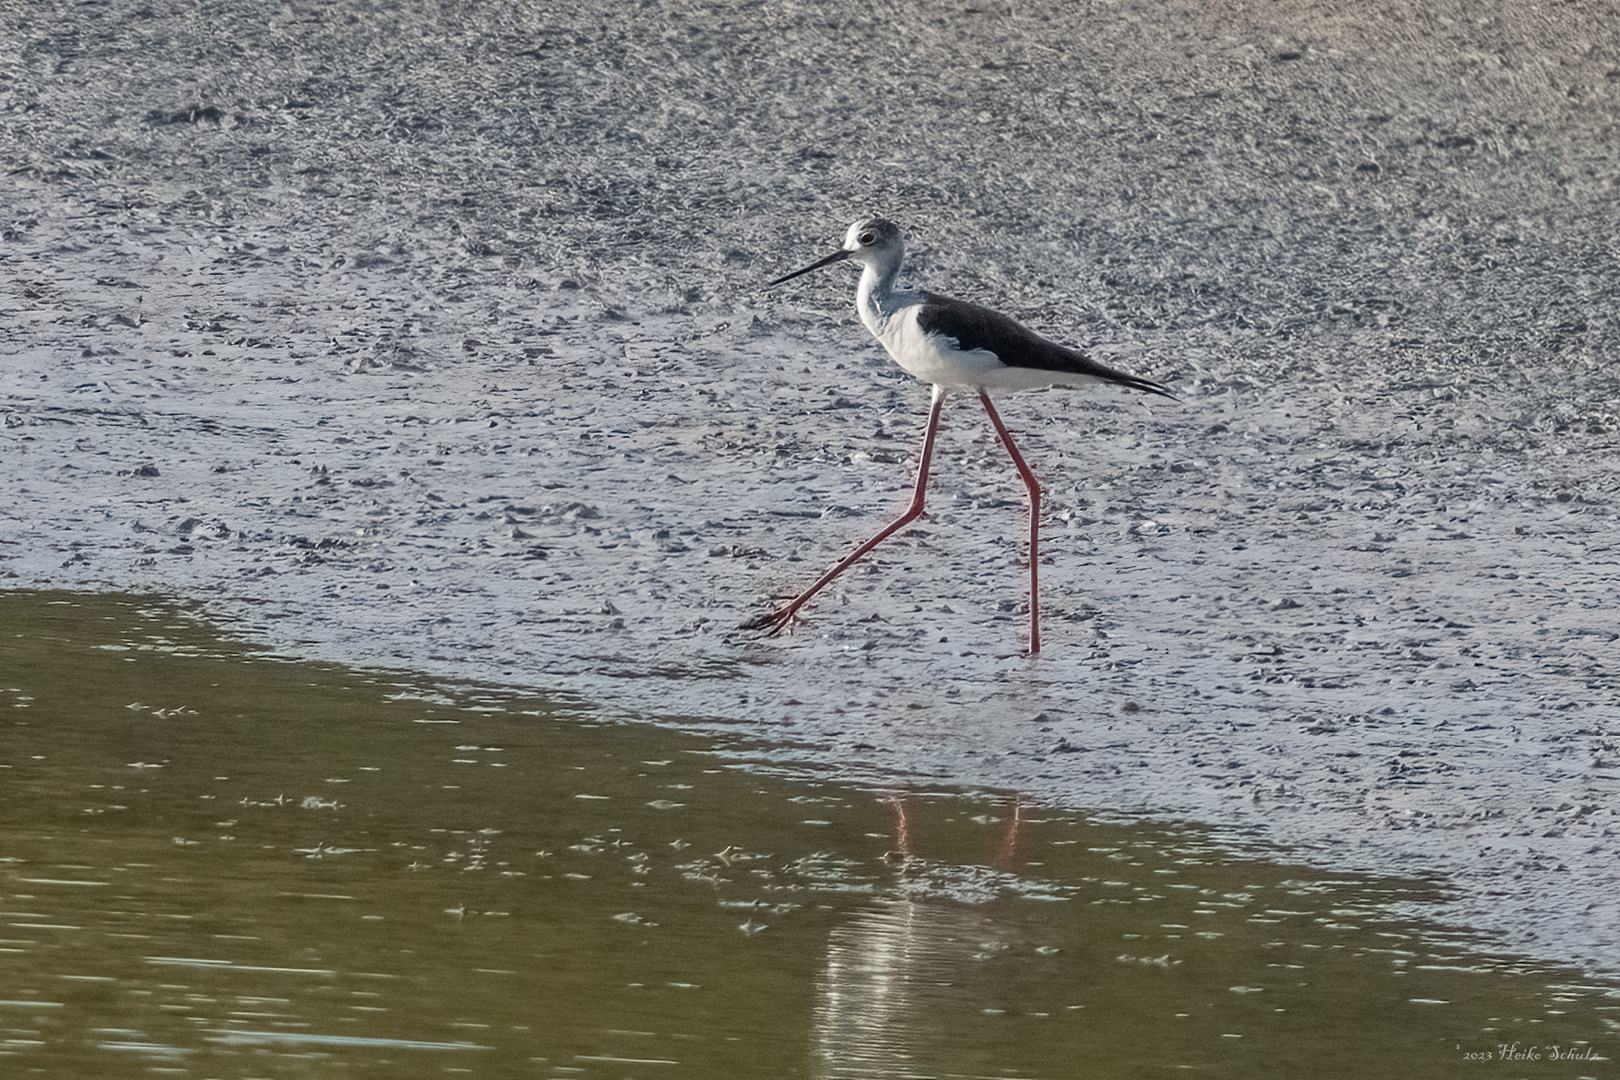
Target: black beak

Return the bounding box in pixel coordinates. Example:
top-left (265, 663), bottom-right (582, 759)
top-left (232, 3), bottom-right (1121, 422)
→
top-left (767, 247), bottom-right (851, 287)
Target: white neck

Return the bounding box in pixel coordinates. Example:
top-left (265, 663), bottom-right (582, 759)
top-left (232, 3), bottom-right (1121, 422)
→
top-left (855, 251), bottom-right (906, 331)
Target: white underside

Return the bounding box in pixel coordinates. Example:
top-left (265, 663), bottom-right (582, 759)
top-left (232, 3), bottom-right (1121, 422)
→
top-left (871, 305), bottom-right (1108, 392)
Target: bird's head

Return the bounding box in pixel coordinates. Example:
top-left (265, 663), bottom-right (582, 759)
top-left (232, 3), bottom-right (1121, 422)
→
top-left (769, 216), bottom-right (904, 286)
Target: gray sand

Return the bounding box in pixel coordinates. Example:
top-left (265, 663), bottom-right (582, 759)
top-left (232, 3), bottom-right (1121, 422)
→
top-left (3, 1), bottom-right (1617, 973)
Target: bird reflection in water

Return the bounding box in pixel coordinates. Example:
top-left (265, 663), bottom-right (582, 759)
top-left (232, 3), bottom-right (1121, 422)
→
top-left (811, 794), bottom-right (1030, 1078)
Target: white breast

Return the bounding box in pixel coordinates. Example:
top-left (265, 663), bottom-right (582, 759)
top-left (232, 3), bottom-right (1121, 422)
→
top-left (866, 305), bottom-right (1006, 388)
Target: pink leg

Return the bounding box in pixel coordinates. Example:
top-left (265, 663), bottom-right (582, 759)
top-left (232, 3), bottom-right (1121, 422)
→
top-left (744, 384), bottom-right (947, 635)
top-left (979, 391), bottom-right (1042, 655)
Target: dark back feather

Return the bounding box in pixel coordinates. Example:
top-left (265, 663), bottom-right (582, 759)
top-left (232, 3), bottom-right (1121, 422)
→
top-left (916, 292), bottom-right (1174, 398)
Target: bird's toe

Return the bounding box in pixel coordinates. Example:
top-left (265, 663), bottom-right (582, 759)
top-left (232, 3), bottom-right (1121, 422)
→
top-left (740, 607), bottom-right (800, 635)
top-left (739, 610), bottom-right (787, 633)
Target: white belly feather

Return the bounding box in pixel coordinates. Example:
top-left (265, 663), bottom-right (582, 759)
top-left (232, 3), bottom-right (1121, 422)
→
top-left (865, 304), bottom-right (1101, 391)
top-left (877, 309), bottom-right (1003, 387)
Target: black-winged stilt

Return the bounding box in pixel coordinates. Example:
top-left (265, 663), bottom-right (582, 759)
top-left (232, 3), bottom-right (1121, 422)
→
top-left (744, 217), bottom-right (1173, 654)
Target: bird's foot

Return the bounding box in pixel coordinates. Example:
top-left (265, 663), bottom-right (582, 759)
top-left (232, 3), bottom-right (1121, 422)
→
top-left (738, 607), bottom-right (799, 635)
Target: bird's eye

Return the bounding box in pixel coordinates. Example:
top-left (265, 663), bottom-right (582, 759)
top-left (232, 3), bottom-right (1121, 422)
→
top-left (858, 232), bottom-right (875, 245)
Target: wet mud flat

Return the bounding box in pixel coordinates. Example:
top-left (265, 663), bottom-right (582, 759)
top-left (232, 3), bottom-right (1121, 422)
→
top-left (0, 592), bottom-right (1615, 1078)
top-left (2, 0), bottom-right (1619, 983)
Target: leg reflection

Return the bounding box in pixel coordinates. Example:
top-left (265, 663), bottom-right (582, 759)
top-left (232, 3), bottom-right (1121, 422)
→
top-left (812, 792), bottom-right (1029, 1079)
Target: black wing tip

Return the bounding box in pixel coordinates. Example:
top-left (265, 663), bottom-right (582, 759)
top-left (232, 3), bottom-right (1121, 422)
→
top-left (1128, 377), bottom-right (1179, 401)
top-left (1084, 359), bottom-right (1176, 401)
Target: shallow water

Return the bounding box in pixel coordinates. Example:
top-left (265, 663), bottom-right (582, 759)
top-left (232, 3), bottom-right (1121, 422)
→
top-left (0, 591), bottom-right (1613, 1077)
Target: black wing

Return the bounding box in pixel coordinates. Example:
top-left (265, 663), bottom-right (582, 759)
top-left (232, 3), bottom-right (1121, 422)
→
top-left (916, 291), bottom-right (1174, 399)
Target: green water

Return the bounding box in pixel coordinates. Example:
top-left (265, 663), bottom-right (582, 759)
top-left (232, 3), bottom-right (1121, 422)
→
top-left (0, 592), bottom-right (1612, 1078)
